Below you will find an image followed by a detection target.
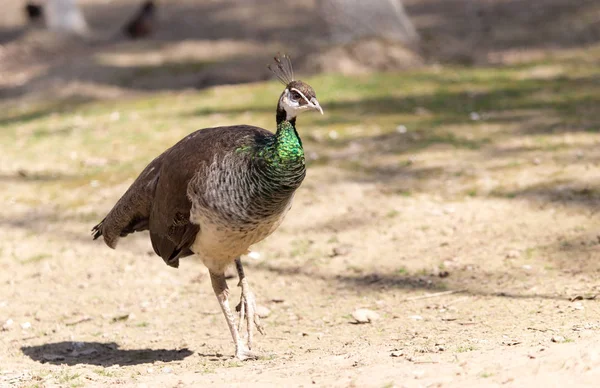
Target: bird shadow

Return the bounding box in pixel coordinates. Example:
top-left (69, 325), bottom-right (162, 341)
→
top-left (21, 341), bottom-right (193, 366)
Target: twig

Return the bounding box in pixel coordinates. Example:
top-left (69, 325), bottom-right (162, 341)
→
top-left (404, 290), bottom-right (465, 302)
top-left (65, 316), bottom-right (92, 326)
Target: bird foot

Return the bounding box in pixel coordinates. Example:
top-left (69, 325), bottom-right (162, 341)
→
top-left (235, 344), bottom-right (260, 361)
top-left (235, 289), bottom-right (265, 348)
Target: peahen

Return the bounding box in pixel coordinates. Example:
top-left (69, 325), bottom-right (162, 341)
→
top-left (92, 55), bottom-right (322, 360)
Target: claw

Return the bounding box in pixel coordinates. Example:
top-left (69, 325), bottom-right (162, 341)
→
top-left (255, 318), bottom-right (266, 336)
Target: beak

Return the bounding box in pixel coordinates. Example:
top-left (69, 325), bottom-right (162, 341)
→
top-left (310, 97), bottom-right (324, 115)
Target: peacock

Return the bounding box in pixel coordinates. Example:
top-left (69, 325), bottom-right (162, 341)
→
top-left (92, 55), bottom-right (323, 360)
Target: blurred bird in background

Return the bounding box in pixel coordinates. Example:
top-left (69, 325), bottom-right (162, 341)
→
top-left (123, 1), bottom-right (156, 39)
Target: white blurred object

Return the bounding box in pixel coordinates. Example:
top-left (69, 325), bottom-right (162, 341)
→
top-left (247, 251), bottom-right (261, 260)
top-left (46, 0), bottom-right (89, 35)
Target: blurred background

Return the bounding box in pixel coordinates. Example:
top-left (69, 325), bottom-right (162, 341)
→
top-left (1, 0), bottom-right (599, 97)
top-left (1, 1), bottom-right (600, 386)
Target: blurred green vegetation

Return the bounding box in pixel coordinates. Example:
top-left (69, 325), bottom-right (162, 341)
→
top-left (1, 47), bottom-right (599, 209)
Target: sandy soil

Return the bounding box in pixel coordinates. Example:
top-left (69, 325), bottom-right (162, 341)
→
top-left (1, 1), bottom-right (600, 387)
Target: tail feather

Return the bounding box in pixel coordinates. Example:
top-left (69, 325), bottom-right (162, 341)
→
top-left (91, 155), bottom-right (162, 250)
top-left (91, 220), bottom-right (104, 240)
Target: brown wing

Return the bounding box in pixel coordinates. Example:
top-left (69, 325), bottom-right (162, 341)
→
top-left (92, 125), bottom-right (274, 268)
top-left (146, 149), bottom-right (201, 268)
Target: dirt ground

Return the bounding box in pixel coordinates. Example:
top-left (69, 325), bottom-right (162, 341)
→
top-left (1, 0), bottom-right (600, 387)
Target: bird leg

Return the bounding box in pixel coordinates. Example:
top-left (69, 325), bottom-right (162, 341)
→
top-left (209, 270), bottom-right (258, 361)
top-left (234, 257), bottom-right (265, 350)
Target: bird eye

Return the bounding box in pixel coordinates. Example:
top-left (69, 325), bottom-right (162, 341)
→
top-left (290, 91), bottom-right (300, 100)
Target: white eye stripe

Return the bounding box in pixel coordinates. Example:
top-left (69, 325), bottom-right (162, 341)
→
top-left (291, 87), bottom-right (312, 105)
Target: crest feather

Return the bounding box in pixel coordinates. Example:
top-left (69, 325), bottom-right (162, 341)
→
top-left (267, 53), bottom-right (294, 85)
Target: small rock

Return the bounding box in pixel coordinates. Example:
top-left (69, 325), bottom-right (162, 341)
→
top-left (551, 335), bottom-right (566, 343)
top-left (255, 305), bottom-right (271, 318)
top-left (147, 367), bottom-right (154, 374)
top-left (505, 250), bottom-right (520, 259)
top-left (162, 367), bottom-right (172, 374)
top-left (532, 158), bottom-right (541, 165)
top-left (390, 350), bottom-right (404, 357)
top-left (409, 315), bottom-right (423, 321)
top-left (2, 318), bottom-right (13, 330)
top-left (331, 245), bottom-right (351, 257)
top-left (21, 322), bottom-right (31, 330)
top-left (352, 308), bottom-right (380, 324)
top-left (396, 125), bottom-right (407, 134)
top-left (572, 302), bottom-right (584, 311)
top-left (328, 130), bottom-right (339, 140)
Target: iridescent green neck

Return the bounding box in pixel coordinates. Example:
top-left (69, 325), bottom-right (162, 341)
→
top-left (259, 120), bottom-right (304, 165)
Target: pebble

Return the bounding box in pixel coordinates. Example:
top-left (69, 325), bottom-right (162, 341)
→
top-left (551, 335), bottom-right (566, 343)
top-left (331, 245), bottom-right (351, 257)
top-left (572, 302), bottom-right (584, 311)
top-left (390, 350), bottom-right (404, 357)
top-left (2, 319), bottom-right (13, 330)
top-left (21, 322), bottom-right (31, 330)
top-left (162, 367), bottom-right (172, 374)
top-left (352, 309), bottom-right (380, 324)
top-left (505, 250), bottom-right (520, 259)
top-left (409, 315), bottom-right (423, 321)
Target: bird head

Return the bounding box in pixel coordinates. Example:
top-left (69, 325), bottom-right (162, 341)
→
top-left (269, 54), bottom-right (323, 122)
